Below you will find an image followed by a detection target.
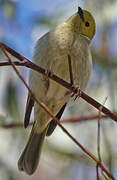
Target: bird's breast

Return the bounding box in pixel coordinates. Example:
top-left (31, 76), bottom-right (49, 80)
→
top-left (46, 35), bottom-right (92, 105)
top-left (30, 34), bottom-right (92, 107)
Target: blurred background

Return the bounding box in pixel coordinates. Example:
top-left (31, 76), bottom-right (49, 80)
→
top-left (0, 0), bottom-right (117, 179)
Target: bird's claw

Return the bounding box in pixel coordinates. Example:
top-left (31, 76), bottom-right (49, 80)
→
top-left (45, 69), bottom-right (52, 77)
top-left (71, 85), bottom-right (81, 101)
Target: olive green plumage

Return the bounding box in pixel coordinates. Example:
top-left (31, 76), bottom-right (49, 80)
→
top-left (18, 7), bottom-right (96, 175)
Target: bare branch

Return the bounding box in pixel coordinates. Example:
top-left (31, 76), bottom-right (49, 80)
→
top-left (0, 45), bottom-right (115, 179)
top-left (0, 42), bottom-right (117, 123)
top-left (61, 113), bottom-right (107, 123)
top-left (0, 113), bottom-right (109, 129)
top-left (1, 122), bottom-right (33, 128)
top-left (96, 106), bottom-right (102, 179)
top-left (68, 55), bottom-right (74, 85)
top-left (0, 61), bottom-right (27, 67)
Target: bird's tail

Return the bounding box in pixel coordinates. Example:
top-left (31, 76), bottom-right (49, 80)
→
top-left (18, 125), bottom-right (48, 175)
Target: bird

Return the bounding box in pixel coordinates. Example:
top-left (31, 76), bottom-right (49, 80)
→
top-left (18, 7), bottom-right (96, 175)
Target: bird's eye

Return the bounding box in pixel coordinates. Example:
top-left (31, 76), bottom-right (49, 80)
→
top-left (85, 22), bottom-right (90, 27)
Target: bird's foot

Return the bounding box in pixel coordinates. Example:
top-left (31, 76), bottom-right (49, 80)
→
top-left (71, 85), bottom-right (81, 101)
top-left (45, 69), bottom-right (53, 78)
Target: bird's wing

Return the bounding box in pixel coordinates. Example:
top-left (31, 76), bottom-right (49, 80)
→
top-left (46, 103), bottom-right (67, 136)
top-left (24, 93), bottom-right (34, 128)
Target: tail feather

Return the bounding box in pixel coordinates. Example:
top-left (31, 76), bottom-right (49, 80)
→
top-left (18, 125), bottom-right (48, 175)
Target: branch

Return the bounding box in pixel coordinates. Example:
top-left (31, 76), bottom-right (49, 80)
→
top-left (68, 55), bottom-right (74, 85)
top-left (1, 122), bottom-right (32, 128)
top-left (0, 113), bottom-right (107, 129)
top-left (96, 106), bottom-right (102, 179)
top-left (0, 61), bottom-right (26, 67)
top-left (0, 45), bottom-right (115, 179)
top-left (0, 42), bottom-right (117, 123)
top-left (61, 113), bottom-right (107, 123)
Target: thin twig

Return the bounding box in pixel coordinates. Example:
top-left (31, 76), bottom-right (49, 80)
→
top-left (0, 42), bottom-right (117, 122)
top-left (103, 128), bottom-right (113, 174)
top-left (0, 61), bottom-right (27, 66)
top-left (97, 107), bottom-right (102, 162)
top-left (0, 114), bottom-right (107, 129)
top-left (96, 164), bottom-right (100, 180)
top-left (68, 55), bottom-right (74, 85)
top-left (61, 114), bottom-right (107, 123)
top-left (96, 106), bottom-right (102, 179)
top-left (1, 122), bottom-right (33, 129)
top-left (0, 113), bottom-right (109, 129)
top-left (1, 47), bottom-right (115, 180)
top-left (97, 97), bottom-right (108, 179)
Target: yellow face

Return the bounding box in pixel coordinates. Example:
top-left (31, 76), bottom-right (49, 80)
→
top-left (78, 7), bottom-right (96, 40)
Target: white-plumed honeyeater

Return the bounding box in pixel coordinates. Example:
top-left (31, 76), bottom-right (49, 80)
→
top-left (18, 7), bottom-right (96, 175)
